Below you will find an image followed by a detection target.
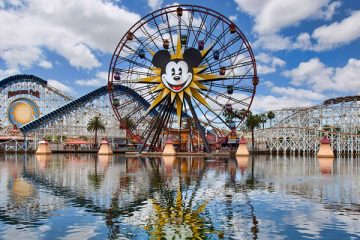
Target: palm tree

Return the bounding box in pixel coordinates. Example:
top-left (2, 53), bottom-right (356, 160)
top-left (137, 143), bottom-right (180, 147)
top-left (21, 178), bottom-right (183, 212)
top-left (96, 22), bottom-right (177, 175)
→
top-left (260, 113), bottom-right (267, 129)
top-left (245, 112), bottom-right (262, 153)
top-left (87, 116), bottom-right (106, 148)
top-left (267, 111), bottom-right (275, 127)
top-left (88, 157), bottom-right (104, 189)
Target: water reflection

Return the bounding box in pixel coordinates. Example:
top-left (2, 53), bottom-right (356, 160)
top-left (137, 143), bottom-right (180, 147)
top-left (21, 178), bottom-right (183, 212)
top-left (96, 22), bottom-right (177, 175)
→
top-left (0, 154), bottom-right (359, 239)
top-left (318, 157), bottom-right (334, 175)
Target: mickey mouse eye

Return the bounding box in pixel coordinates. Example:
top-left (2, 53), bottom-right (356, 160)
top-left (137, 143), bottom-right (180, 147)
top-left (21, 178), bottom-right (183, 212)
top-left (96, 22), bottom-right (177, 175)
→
top-left (179, 67), bottom-right (182, 75)
top-left (172, 68), bottom-right (175, 76)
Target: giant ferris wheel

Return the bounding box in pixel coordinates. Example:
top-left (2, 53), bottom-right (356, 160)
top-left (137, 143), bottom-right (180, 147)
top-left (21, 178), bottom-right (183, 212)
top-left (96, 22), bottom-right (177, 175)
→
top-left (108, 5), bottom-right (258, 153)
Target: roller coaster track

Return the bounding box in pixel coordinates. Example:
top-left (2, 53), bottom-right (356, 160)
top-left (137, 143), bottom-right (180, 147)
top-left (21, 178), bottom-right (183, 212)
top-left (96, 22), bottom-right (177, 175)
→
top-left (20, 85), bottom-right (157, 136)
top-left (267, 95), bottom-right (360, 129)
top-left (0, 74), bottom-right (73, 100)
top-left (253, 96), bottom-right (360, 154)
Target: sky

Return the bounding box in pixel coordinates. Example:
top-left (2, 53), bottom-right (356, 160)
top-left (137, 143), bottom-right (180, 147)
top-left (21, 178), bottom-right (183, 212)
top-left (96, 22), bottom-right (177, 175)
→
top-left (0, 0), bottom-right (359, 113)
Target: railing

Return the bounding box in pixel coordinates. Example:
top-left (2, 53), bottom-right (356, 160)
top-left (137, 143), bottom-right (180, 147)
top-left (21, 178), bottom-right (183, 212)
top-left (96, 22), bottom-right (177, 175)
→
top-left (0, 139), bottom-right (36, 152)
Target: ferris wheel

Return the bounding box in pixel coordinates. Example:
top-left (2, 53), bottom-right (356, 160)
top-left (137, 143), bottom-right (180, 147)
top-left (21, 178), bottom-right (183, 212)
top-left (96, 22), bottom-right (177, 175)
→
top-left (108, 4), bottom-right (258, 152)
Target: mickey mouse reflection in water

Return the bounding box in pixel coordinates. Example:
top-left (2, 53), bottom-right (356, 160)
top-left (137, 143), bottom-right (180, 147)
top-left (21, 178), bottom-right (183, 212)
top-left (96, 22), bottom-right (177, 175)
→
top-left (152, 48), bottom-right (202, 93)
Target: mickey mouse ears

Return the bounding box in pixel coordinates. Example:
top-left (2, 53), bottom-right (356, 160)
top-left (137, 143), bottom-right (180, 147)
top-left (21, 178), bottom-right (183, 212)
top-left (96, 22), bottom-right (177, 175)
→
top-left (152, 48), bottom-right (202, 68)
top-left (152, 50), bottom-right (171, 68)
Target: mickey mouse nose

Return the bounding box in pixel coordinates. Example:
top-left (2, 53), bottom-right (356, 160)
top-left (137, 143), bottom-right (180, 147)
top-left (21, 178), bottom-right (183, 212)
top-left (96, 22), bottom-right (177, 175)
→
top-left (173, 76), bottom-right (180, 81)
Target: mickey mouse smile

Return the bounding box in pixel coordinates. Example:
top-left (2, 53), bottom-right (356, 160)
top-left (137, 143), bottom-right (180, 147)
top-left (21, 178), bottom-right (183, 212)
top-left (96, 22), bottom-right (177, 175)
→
top-left (168, 80), bottom-right (187, 91)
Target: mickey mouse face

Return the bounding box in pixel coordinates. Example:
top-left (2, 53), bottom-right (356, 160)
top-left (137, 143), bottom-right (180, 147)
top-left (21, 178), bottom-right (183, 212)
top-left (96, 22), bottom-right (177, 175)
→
top-left (152, 48), bottom-right (202, 93)
top-left (162, 60), bottom-right (192, 92)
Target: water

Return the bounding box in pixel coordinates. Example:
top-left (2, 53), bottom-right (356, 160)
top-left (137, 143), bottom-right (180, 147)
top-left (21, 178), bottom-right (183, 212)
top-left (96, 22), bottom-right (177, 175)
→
top-left (0, 154), bottom-right (359, 239)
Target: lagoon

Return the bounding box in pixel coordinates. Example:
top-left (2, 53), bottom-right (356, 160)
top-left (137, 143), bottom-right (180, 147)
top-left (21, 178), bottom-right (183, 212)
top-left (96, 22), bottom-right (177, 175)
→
top-left (0, 154), bottom-right (359, 239)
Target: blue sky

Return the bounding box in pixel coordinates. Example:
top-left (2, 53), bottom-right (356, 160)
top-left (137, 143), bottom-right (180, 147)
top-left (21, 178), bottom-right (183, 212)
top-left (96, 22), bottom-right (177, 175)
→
top-left (0, 0), bottom-right (359, 112)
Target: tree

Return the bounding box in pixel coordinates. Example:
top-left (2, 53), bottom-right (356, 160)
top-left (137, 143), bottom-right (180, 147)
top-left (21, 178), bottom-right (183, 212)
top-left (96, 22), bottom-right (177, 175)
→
top-left (267, 111), bottom-right (275, 127)
top-left (87, 116), bottom-right (106, 148)
top-left (260, 113), bottom-right (267, 129)
top-left (44, 135), bottom-right (53, 142)
top-left (245, 112), bottom-right (262, 153)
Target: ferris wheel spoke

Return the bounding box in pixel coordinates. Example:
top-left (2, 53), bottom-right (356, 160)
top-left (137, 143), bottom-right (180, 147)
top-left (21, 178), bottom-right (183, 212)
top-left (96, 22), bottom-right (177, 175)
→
top-left (122, 44), bottom-right (154, 64)
top-left (112, 94), bottom-right (147, 109)
top-left (131, 109), bottom-right (155, 132)
top-left (115, 93), bottom-right (153, 115)
top-left (197, 27), bottom-right (231, 62)
top-left (196, 74), bottom-right (255, 84)
top-left (192, 98), bottom-right (232, 130)
top-left (151, 14), bottom-right (166, 47)
top-left (190, 11), bottom-right (209, 48)
top-left (184, 9), bottom-right (195, 45)
top-left (202, 43), bottom-right (246, 68)
top-left (208, 88), bottom-right (251, 108)
top-left (201, 60), bottom-right (254, 76)
top-left (205, 93), bottom-right (226, 109)
top-left (112, 68), bottom-right (155, 78)
top-left (204, 83), bottom-right (255, 94)
top-left (137, 26), bottom-right (162, 52)
top-left (163, 12), bottom-right (176, 53)
top-left (202, 18), bottom-right (221, 44)
top-left (116, 56), bottom-right (152, 70)
top-left (119, 105), bottom-right (147, 128)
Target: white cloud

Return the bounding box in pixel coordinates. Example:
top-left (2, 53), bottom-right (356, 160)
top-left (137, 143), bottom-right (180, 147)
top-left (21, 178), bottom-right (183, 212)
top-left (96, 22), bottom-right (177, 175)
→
top-left (48, 79), bottom-right (74, 94)
top-left (332, 58), bottom-right (360, 93)
top-left (284, 57), bottom-right (360, 94)
top-left (256, 53), bottom-right (285, 74)
top-left (75, 71), bottom-right (108, 87)
top-left (147, 0), bottom-right (163, 10)
top-left (253, 34), bottom-right (293, 51)
top-left (0, 67), bottom-right (19, 79)
top-left (252, 57), bottom-right (360, 112)
top-left (263, 80), bottom-right (274, 88)
top-left (312, 10), bottom-right (360, 50)
top-left (229, 15), bottom-right (238, 21)
top-left (1, 46), bottom-right (52, 69)
top-left (234, 0), bottom-right (337, 34)
top-left (284, 58), bottom-right (334, 91)
top-left (254, 10), bottom-right (360, 52)
top-left (38, 60), bottom-right (53, 69)
top-left (251, 84), bottom-right (326, 112)
top-left (251, 94), bottom-right (315, 112)
top-left (271, 86), bottom-right (326, 100)
top-left (0, 0), bottom-right (141, 69)
top-left (234, 0), bottom-right (267, 16)
top-left (293, 32), bottom-right (312, 50)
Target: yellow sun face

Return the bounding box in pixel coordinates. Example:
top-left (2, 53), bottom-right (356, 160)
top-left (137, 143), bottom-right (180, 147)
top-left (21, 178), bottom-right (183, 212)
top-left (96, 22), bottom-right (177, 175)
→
top-left (138, 35), bottom-right (222, 122)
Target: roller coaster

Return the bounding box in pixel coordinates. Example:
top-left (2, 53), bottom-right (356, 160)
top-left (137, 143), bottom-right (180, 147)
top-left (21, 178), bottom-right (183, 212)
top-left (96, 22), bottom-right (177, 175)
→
top-left (254, 96), bottom-right (360, 155)
top-left (0, 74), bottom-right (147, 151)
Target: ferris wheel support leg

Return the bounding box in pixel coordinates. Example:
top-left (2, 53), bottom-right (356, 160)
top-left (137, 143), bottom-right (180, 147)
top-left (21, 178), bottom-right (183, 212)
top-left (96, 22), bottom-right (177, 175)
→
top-left (185, 96), bottom-right (211, 153)
top-left (139, 98), bottom-right (170, 153)
top-left (149, 102), bottom-right (173, 152)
